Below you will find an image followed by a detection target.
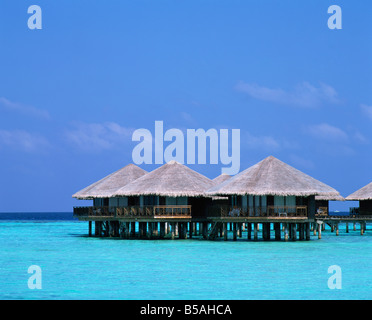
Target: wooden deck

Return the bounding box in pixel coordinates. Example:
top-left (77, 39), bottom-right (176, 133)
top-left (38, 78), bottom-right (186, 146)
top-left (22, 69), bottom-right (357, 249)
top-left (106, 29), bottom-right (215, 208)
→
top-left (73, 206), bottom-right (370, 241)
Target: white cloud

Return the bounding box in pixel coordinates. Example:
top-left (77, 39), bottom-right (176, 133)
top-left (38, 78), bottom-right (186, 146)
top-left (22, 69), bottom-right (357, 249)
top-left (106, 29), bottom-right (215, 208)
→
top-left (306, 123), bottom-right (348, 142)
top-left (65, 122), bottom-right (133, 152)
top-left (243, 131), bottom-right (280, 150)
top-left (235, 81), bottom-right (339, 108)
top-left (361, 104), bottom-right (372, 120)
top-left (289, 154), bottom-right (315, 170)
top-left (0, 97), bottom-right (50, 120)
top-left (0, 129), bottom-right (50, 152)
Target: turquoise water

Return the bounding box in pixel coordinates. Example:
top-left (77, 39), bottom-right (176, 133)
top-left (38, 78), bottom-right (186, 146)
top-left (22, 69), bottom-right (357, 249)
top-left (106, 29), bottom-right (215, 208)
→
top-left (1, 218), bottom-right (371, 300)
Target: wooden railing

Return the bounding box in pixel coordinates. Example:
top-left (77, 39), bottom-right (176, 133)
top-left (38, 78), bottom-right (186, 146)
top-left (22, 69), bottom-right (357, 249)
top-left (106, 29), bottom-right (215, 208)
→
top-left (73, 205), bottom-right (192, 218)
top-left (207, 205), bottom-right (308, 218)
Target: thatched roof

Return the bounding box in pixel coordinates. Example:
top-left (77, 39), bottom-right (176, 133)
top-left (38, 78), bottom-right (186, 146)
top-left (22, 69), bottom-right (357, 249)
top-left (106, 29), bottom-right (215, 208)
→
top-left (212, 173), bottom-right (231, 186)
top-left (315, 195), bottom-right (345, 201)
top-left (72, 164), bottom-right (147, 199)
top-left (114, 161), bottom-right (214, 197)
top-left (346, 182), bottom-right (372, 200)
top-left (206, 156), bottom-right (341, 197)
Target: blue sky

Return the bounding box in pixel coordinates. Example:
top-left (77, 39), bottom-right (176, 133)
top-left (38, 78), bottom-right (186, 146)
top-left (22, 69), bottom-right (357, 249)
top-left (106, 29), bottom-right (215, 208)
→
top-left (0, 0), bottom-right (371, 212)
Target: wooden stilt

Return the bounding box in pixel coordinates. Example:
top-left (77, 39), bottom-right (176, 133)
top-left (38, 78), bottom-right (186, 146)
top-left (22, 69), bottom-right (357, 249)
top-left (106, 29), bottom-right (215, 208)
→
top-left (318, 222), bottom-right (322, 239)
top-left (130, 222), bottom-right (136, 237)
top-left (346, 222), bottom-right (349, 233)
top-left (223, 223), bottom-right (228, 241)
top-left (254, 223), bottom-right (258, 241)
top-left (247, 223), bottom-right (252, 240)
top-left (292, 224), bottom-right (297, 241)
top-left (306, 222), bottom-right (310, 240)
top-left (237, 223), bottom-right (242, 238)
top-left (274, 223), bottom-right (281, 241)
top-left (233, 223), bottom-right (237, 241)
top-left (299, 224), bottom-right (304, 240)
top-left (160, 222), bottom-right (165, 238)
top-left (284, 224), bottom-right (289, 242)
top-left (171, 223), bottom-right (175, 240)
top-left (88, 221), bottom-right (92, 237)
top-left (336, 223), bottom-right (339, 236)
top-left (189, 222), bottom-right (192, 239)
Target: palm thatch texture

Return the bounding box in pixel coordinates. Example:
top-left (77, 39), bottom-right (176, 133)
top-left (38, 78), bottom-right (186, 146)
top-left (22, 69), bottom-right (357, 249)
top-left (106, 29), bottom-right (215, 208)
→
top-left (211, 173), bottom-right (231, 186)
top-left (72, 164), bottom-right (147, 199)
top-left (315, 195), bottom-right (345, 201)
top-left (346, 182), bottom-right (372, 200)
top-left (114, 160), bottom-right (215, 197)
top-left (206, 156), bottom-right (341, 197)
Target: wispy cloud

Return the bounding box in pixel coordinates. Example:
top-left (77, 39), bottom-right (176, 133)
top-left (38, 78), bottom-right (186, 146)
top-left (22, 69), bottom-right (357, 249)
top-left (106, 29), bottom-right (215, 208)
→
top-left (235, 81), bottom-right (339, 108)
top-left (243, 132), bottom-right (280, 150)
top-left (65, 122), bottom-right (133, 152)
top-left (361, 104), bottom-right (372, 120)
top-left (305, 123), bottom-right (348, 142)
top-left (0, 97), bottom-right (51, 120)
top-left (0, 129), bottom-right (50, 152)
top-left (289, 154), bottom-right (315, 170)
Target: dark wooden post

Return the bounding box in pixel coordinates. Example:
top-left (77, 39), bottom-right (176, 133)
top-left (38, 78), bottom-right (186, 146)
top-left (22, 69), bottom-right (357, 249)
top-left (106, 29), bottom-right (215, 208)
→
top-left (274, 223), bottom-right (280, 241)
top-left (247, 223), bottom-right (252, 240)
top-left (284, 223), bottom-right (289, 241)
top-left (160, 222), bottom-right (165, 238)
top-left (88, 221), bottom-right (92, 237)
top-left (233, 223), bottom-right (237, 241)
top-left (306, 222), bottom-right (310, 240)
top-left (223, 223), bottom-right (227, 241)
top-left (318, 222), bottom-right (322, 239)
top-left (254, 223), bottom-right (258, 241)
top-left (171, 223), bottom-right (175, 240)
top-left (130, 222), bottom-right (136, 237)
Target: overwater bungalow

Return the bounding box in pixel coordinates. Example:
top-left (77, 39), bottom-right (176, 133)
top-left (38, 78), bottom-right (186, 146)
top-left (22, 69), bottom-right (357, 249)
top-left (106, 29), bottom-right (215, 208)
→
top-left (206, 156), bottom-right (341, 218)
top-left (73, 164), bottom-right (147, 214)
top-left (205, 156), bottom-right (342, 240)
top-left (113, 160), bottom-right (215, 218)
top-left (72, 156), bottom-right (346, 241)
top-left (346, 182), bottom-right (372, 216)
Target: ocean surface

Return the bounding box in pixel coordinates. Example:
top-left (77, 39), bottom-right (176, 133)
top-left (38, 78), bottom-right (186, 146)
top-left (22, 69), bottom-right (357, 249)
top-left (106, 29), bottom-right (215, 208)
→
top-left (0, 212), bottom-right (371, 300)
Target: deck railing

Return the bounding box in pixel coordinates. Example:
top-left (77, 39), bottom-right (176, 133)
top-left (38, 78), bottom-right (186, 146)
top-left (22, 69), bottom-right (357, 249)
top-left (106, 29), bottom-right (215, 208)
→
top-left (207, 205), bottom-right (308, 218)
top-left (73, 205), bottom-right (192, 218)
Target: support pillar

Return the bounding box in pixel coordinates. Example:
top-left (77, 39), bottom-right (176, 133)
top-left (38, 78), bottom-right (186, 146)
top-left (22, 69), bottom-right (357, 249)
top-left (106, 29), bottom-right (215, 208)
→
top-left (284, 224), bottom-right (289, 242)
top-left (306, 222), bottom-right (310, 241)
top-left (318, 222), bottom-right (322, 239)
top-left (247, 223), bottom-right (252, 240)
top-left (254, 223), bottom-right (258, 241)
top-left (274, 223), bottom-right (281, 241)
top-left (233, 223), bottom-right (237, 241)
top-left (223, 223), bottom-right (228, 241)
top-left (88, 221), bottom-right (92, 237)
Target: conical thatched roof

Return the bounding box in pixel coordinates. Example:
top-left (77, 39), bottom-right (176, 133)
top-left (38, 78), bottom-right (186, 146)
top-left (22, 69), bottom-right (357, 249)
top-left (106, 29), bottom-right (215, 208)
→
top-left (206, 156), bottom-right (341, 197)
top-left (346, 182), bottom-right (372, 200)
top-left (72, 164), bottom-right (147, 199)
top-left (114, 161), bottom-right (214, 197)
top-left (212, 173), bottom-right (231, 186)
